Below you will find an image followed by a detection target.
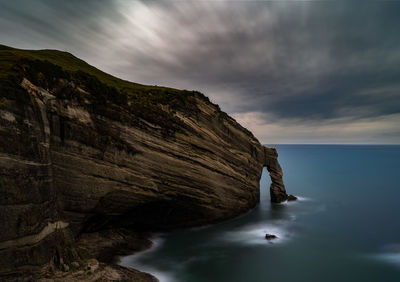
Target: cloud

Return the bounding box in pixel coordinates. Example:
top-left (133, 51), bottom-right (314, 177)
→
top-left (232, 111), bottom-right (400, 144)
top-left (1, 0), bottom-right (399, 143)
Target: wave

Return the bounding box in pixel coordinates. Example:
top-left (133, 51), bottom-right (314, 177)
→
top-left (274, 195), bottom-right (313, 206)
top-left (296, 196), bottom-right (313, 202)
top-left (372, 244), bottom-right (400, 268)
top-left (376, 253), bottom-right (400, 267)
top-left (119, 235), bottom-right (176, 282)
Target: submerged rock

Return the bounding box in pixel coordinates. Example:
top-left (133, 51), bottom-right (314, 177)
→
top-left (265, 234), bottom-right (278, 240)
top-left (287, 194), bottom-right (298, 201)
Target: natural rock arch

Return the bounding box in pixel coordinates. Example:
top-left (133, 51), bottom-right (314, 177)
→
top-left (262, 146), bottom-right (290, 203)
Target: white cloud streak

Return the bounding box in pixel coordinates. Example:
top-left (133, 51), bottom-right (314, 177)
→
top-left (232, 111), bottom-right (400, 144)
top-left (1, 0), bottom-right (400, 143)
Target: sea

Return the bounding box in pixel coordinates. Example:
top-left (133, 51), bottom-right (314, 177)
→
top-left (120, 145), bottom-right (400, 282)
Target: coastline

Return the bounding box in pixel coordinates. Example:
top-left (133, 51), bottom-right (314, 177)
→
top-left (36, 196), bottom-right (271, 282)
top-left (32, 229), bottom-right (159, 282)
top-left (89, 206), bottom-right (263, 282)
top-left (74, 228), bottom-right (159, 282)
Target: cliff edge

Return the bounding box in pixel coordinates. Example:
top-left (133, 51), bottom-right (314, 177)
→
top-left (0, 44), bottom-right (290, 280)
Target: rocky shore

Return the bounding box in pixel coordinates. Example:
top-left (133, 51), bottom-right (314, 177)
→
top-left (36, 229), bottom-right (158, 282)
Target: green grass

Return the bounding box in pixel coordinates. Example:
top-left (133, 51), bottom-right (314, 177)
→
top-left (1, 44), bottom-right (179, 94)
top-left (0, 44), bottom-right (255, 140)
top-left (0, 47), bottom-right (31, 102)
top-left (0, 43), bottom-right (210, 108)
top-left (0, 44), bottom-right (219, 135)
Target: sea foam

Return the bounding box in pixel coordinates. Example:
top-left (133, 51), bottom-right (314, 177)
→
top-left (119, 235), bottom-right (176, 282)
top-left (223, 221), bottom-right (292, 246)
top-left (372, 244), bottom-right (400, 268)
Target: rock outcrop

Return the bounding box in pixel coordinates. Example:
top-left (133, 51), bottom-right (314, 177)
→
top-left (0, 45), bottom-right (290, 279)
top-left (265, 234), bottom-right (278, 240)
top-left (263, 146), bottom-right (290, 203)
top-left (0, 78), bottom-right (78, 278)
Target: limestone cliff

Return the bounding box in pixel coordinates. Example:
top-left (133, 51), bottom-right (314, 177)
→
top-left (0, 45), bottom-right (290, 279)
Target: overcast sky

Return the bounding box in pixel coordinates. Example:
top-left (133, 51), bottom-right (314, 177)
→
top-left (1, 0), bottom-right (399, 144)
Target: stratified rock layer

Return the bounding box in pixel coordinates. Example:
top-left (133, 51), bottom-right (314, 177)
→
top-left (0, 49), bottom-right (289, 278)
top-left (0, 81), bottom-right (77, 278)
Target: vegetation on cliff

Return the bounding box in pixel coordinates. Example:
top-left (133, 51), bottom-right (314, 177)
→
top-left (0, 43), bottom-right (192, 101)
top-left (0, 44), bottom-right (220, 134)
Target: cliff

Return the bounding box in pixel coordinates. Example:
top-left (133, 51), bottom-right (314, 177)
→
top-left (0, 44), bottom-right (291, 280)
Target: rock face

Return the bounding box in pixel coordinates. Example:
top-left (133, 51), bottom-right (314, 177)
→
top-left (0, 45), bottom-right (290, 278)
top-left (0, 81), bottom-right (78, 278)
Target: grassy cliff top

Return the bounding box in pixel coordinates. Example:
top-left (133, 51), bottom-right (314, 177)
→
top-left (0, 44), bottom-right (187, 97)
top-left (0, 44), bottom-right (255, 141)
top-left (0, 44), bottom-right (224, 135)
top-left (0, 44), bottom-right (215, 114)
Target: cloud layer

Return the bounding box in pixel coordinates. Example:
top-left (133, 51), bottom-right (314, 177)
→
top-left (1, 0), bottom-right (399, 143)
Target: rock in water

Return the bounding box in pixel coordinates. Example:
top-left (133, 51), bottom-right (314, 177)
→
top-left (287, 194), bottom-right (298, 201)
top-left (0, 44), bottom-right (292, 279)
top-left (263, 147), bottom-right (289, 203)
top-left (265, 234), bottom-right (278, 240)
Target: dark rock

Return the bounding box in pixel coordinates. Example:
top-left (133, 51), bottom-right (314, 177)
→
top-left (265, 234), bottom-right (278, 240)
top-left (287, 194), bottom-right (298, 201)
top-left (62, 263), bottom-right (70, 272)
top-left (77, 228), bottom-right (152, 264)
top-left (263, 147), bottom-right (289, 203)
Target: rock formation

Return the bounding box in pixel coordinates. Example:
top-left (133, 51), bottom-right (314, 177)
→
top-left (263, 146), bottom-right (290, 203)
top-left (265, 234), bottom-right (278, 240)
top-left (0, 44), bottom-right (290, 280)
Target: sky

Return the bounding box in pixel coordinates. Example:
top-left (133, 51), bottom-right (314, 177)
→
top-left (1, 0), bottom-right (399, 144)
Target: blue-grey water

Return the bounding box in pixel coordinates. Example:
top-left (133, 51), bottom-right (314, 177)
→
top-left (120, 145), bottom-right (400, 282)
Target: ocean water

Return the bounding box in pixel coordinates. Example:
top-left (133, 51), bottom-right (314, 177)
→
top-left (120, 145), bottom-right (400, 282)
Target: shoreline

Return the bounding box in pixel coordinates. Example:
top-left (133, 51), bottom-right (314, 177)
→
top-left (39, 194), bottom-right (300, 281)
top-left (29, 228), bottom-right (159, 282)
top-left (75, 228), bottom-right (159, 282)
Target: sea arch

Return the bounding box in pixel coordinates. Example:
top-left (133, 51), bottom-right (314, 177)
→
top-left (262, 146), bottom-right (291, 203)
